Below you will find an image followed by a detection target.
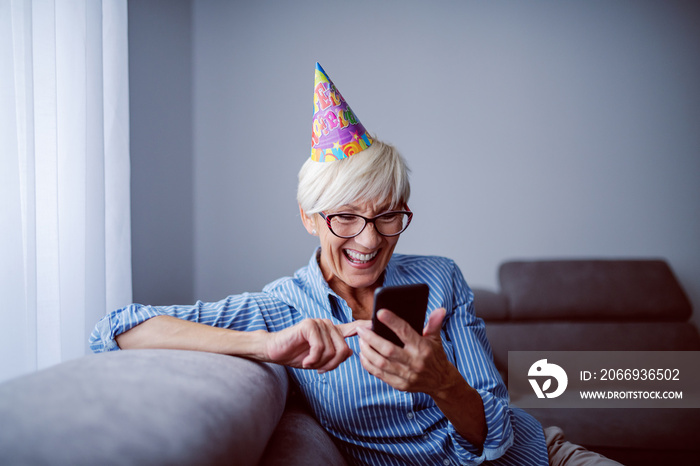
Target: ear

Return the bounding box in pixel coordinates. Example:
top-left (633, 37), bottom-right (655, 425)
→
top-left (299, 204), bottom-right (318, 236)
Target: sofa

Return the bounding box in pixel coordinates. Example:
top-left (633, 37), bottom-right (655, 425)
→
top-left (472, 259), bottom-right (700, 465)
top-left (1, 259), bottom-right (697, 465)
top-left (0, 348), bottom-right (346, 466)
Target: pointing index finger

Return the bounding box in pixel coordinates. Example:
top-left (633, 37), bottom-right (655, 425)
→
top-left (338, 320), bottom-right (372, 338)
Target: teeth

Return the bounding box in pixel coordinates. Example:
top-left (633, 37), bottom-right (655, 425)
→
top-left (345, 250), bottom-right (378, 263)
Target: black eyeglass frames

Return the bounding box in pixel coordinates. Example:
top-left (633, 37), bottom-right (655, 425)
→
top-left (318, 208), bottom-right (413, 239)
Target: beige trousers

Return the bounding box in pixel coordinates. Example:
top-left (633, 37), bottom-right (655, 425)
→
top-left (545, 426), bottom-right (624, 466)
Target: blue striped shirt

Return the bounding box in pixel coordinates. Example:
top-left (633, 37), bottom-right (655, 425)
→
top-left (90, 250), bottom-right (548, 465)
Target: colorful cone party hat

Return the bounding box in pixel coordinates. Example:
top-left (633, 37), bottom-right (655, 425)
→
top-left (311, 63), bottom-right (373, 162)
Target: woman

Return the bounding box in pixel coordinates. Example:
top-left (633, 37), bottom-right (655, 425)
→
top-left (91, 64), bottom-right (617, 465)
top-left (92, 138), bottom-right (544, 465)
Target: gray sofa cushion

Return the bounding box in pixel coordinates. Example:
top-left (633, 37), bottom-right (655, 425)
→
top-left (0, 349), bottom-right (288, 466)
top-left (472, 287), bottom-right (510, 321)
top-left (260, 401), bottom-right (348, 466)
top-left (485, 321), bottom-right (700, 377)
top-left (529, 407), bottom-right (700, 452)
top-left (498, 259), bottom-right (692, 321)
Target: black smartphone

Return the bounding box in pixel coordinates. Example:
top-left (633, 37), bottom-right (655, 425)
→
top-left (371, 284), bottom-right (430, 347)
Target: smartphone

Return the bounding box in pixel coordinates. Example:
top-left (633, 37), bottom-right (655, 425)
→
top-left (371, 284), bottom-right (430, 347)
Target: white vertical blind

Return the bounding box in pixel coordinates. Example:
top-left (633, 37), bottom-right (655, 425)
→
top-left (0, 0), bottom-right (132, 383)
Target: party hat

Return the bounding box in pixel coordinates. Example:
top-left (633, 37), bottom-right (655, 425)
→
top-left (310, 63), bottom-right (373, 162)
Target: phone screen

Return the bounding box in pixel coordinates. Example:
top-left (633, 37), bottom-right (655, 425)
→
top-left (371, 284), bottom-right (430, 347)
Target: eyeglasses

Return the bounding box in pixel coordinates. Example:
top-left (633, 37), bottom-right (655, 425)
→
top-left (319, 208), bottom-right (413, 238)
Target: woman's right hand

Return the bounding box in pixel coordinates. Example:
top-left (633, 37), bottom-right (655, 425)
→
top-left (115, 314), bottom-right (368, 374)
top-left (263, 318), bottom-right (369, 373)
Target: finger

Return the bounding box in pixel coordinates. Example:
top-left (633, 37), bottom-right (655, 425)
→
top-left (315, 319), bottom-right (339, 367)
top-left (338, 319), bottom-right (371, 338)
top-left (301, 320), bottom-right (334, 368)
top-left (357, 325), bottom-right (401, 359)
top-left (357, 328), bottom-right (406, 374)
top-left (358, 340), bottom-right (410, 390)
top-left (318, 325), bottom-right (353, 373)
top-left (377, 309), bottom-right (421, 346)
top-left (423, 307), bottom-right (446, 338)
top-left (299, 321), bottom-right (323, 368)
top-left (358, 335), bottom-right (393, 375)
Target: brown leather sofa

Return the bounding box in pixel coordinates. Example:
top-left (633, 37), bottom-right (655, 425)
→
top-left (473, 259), bottom-right (700, 466)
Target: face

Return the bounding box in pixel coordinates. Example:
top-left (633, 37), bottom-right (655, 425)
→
top-left (300, 201), bottom-right (401, 296)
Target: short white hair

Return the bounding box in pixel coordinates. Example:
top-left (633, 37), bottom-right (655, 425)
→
top-left (297, 138), bottom-right (411, 214)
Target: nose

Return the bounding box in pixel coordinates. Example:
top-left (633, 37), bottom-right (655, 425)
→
top-left (354, 221), bottom-right (383, 249)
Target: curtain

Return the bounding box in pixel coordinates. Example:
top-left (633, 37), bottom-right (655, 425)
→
top-left (0, 0), bottom-right (131, 383)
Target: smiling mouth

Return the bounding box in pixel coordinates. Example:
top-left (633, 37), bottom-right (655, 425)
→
top-left (344, 249), bottom-right (379, 264)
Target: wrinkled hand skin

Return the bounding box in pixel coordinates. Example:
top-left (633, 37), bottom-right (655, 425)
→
top-left (356, 308), bottom-right (454, 395)
top-left (357, 308), bottom-right (488, 449)
top-left (266, 318), bottom-right (370, 373)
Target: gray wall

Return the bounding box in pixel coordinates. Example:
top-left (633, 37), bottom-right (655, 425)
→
top-left (130, 0), bottom-right (700, 326)
top-left (129, 0), bottom-right (193, 305)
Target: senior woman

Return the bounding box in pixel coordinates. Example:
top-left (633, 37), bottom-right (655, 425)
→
top-left (91, 138), bottom-right (542, 464)
top-left (90, 65), bottom-right (619, 466)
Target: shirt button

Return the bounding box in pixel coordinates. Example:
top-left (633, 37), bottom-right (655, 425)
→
top-left (422, 433), bottom-right (429, 440)
top-left (406, 412), bottom-right (414, 420)
top-left (443, 459), bottom-right (451, 465)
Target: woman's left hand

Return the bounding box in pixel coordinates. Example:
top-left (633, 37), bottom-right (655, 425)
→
top-left (357, 307), bottom-right (460, 396)
top-left (358, 307), bottom-right (488, 448)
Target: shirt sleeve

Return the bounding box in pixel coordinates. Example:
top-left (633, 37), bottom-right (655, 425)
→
top-left (88, 293), bottom-right (281, 353)
top-left (441, 261), bottom-right (514, 464)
